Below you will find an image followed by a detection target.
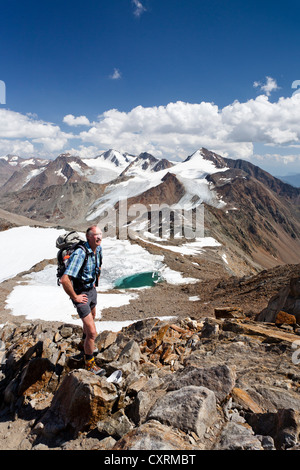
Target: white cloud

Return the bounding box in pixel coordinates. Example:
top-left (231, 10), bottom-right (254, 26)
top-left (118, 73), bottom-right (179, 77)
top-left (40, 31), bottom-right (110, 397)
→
top-left (254, 153), bottom-right (300, 165)
top-left (1, 92), bottom-right (300, 170)
top-left (109, 68), bottom-right (122, 80)
top-left (0, 139), bottom-right (34, 157)
top-left (63, 145), bottom-right (104, 159)
top-left (0, 109), bottom-right (63, 139)
top-left (132, 0), bottom-right (146, 17)
top-left (253, 76), bottom-right (280, 96)
top-left (0, 109), bottom-right (72, 157)
top-left (63, 114), bottom-right (91, 126)
top-left (78, 94), bottom-right (300, 161)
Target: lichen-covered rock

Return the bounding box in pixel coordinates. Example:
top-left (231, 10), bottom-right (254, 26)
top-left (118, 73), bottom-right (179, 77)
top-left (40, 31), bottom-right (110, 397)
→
top-left (32, 369), bottom-right (118, 438)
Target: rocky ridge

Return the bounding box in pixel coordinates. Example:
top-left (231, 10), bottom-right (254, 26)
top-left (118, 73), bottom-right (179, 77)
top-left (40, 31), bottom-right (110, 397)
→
top-left (1, 309), bottom-right (300, 451)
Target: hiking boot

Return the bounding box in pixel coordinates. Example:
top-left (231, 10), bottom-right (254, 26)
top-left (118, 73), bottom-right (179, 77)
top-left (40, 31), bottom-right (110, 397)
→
top-left (85, 357), bottom-right (105, 376)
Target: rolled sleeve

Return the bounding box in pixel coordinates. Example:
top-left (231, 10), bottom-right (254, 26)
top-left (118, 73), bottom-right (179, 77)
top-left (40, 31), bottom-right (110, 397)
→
top-left (64, 248), bottom-right (86, 279)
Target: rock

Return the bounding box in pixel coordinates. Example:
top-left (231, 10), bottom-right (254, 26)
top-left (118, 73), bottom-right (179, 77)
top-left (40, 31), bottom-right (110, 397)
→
top-left (2, 311), bottom-right (300, 451)
top-left (17, 357), bottom-right (54, 396)
top-left (231, 387), bottom-right (264, 414)
top-left (275, 311), bottom-right (296, 328)
top-left (33, 369), bottom-right (118, 438)
top-left (126, 375), bottom-right (148, 395)
top-left (201, 317), bottom-right (220, 338)
top-left (166, 364), bottom-right (236, 403)
top-left (257, 434), bottom-right (276, 450)
top-left (62, 435), bottom-right (116, 450)
top-left (95, 330), bottom-right (118, 351)
top-left (59, 326), bottom-right (73, 338)
top-left (127, 389), bottom-right (167, 425)
top-left (251, 384), bottom-right (300, 413)
top-left (147, 386), bottom-right (217, 438)
top-left (118, 340), bottom-right (141, 364)
top-left (97, 409), bottom-right (134, 439)
top-left (143, 324), bottom-right (171, 352)
top-left (246, 408), bottom-right (300, 450)
top-left (257, 276), bottom-right (300, 323)
top-left (215, 307), bottom-right (245, 319)
top-left (215, 422), bottom-right (263, 450)
top-left (112, 420), bottom-right (197, 450)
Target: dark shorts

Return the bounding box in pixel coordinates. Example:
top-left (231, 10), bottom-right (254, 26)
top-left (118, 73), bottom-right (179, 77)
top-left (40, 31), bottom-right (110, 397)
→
top-left (72, 287), bottom-right (97, 319)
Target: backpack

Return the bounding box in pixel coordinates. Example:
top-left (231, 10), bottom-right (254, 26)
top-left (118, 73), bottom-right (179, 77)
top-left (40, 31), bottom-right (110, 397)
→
top-left (56, 231), bottom-right (88, 286)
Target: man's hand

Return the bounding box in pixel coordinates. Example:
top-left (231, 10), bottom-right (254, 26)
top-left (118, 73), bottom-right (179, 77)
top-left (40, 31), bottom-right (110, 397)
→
top-left (60, 274), bottom-right (88, 303)
top-left (74, 293), bottom-right (88, 304)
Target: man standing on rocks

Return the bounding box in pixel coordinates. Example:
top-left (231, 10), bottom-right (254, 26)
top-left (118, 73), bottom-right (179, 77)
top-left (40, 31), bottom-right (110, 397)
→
top-left (60, 225), bottom-right (104, 375)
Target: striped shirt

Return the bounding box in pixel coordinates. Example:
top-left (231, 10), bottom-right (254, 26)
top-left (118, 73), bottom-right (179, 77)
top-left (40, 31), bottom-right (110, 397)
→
top-left (64, 241), bottom-right (102, 289)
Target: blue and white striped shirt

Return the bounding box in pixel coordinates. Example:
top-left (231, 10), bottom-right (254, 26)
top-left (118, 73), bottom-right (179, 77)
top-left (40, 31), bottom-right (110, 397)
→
top-left (64, 241), bottom-right (102, 289)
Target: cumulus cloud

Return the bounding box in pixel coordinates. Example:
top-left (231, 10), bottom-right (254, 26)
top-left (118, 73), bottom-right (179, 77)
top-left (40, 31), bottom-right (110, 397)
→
top-left (1, 92), bottom-right (300, 167)
top-left (77, 94), bottom-right (300, 160)
top-left (0, 109), bottom-right (72, 157)
top-left (132, 0), bottom-right (146, 17)
top-left (253, 76), bottom-right (280, 96)
top-left (63, 145), bottom-right (104, 159)
top-left (63, 114), bottom-right (91, 126)
top-left (0, 139), bottom-right (34, 157)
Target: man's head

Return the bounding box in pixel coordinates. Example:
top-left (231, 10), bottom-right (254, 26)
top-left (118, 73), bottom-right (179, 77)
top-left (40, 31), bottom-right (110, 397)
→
top-left (86, 225), bottom-right (102, 251)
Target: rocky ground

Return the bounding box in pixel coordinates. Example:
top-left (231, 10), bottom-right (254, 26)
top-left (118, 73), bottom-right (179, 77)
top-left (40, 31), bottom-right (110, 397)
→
top-left (1, 313), bottom-right (300, 452)
top-left (1, 212), bottom-right (300, 452)
top-left (1, 251), bottom-right (300, 451)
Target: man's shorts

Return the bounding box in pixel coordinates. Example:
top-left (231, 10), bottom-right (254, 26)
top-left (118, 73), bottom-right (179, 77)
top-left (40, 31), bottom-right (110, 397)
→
top-left (72, 287), bottom-right (97, 319)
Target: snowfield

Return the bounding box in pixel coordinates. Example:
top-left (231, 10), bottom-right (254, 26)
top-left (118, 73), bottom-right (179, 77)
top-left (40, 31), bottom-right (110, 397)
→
top-left (0, 226), bottom-right (208, 332)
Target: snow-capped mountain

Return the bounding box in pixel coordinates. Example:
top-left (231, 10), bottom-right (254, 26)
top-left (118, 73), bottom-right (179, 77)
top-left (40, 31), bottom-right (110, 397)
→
top-left (84, 149), bottom-right (225, 222)
top-left (0, 153), bottom-right (92, 194)
top-left (82, 150), bottom-right (136, 184)
top-left (119, 152), bottom-right (173, 178)
top-left (0, 155), bottom-right (48, 193)
top-left (0, 147), bottom-right (299, 275)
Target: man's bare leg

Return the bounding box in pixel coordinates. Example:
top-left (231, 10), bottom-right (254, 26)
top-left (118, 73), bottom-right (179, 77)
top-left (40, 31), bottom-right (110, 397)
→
top-left (82, 306), bottom-right (96, 350)
top-left (82, 310), bottom-right (97, 356)
top-left (81, 309), bottom-right (104, 375)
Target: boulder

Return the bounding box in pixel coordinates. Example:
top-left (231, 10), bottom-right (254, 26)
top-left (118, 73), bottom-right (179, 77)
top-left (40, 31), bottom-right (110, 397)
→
top-left (112, 420), bottom-right (197, 450)
top-left (246, 408), bottom-right (300, 450)
top-left (257, 276), bottom-right (300, 323)
top-left (215, 421), bottom-right (263, 450)
top-left (147, 385), bottom-right (217, 438)
top-left (97, 409), bottom-right (134, 439)
top-left (275, 311), bottom-right (296, 328)
top-left (166, 364), bottom-right (236, 402)
top-left (127, 388), bottom-right (167, 425)
top-left (33, 369), bottom-right (118, 438)
top-left (95, 330), bottom-right (118, 351)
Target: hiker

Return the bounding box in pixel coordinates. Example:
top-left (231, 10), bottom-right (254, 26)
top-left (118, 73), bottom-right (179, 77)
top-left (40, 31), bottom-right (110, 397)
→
top-left (60, 225), bottom-right (103, 375)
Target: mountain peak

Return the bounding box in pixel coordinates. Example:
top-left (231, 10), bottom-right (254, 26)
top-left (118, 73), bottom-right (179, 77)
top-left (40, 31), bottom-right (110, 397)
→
top-left (97, 149), bottom-right (134, 168)
top-left (185, 148), bottom-right (227, 169)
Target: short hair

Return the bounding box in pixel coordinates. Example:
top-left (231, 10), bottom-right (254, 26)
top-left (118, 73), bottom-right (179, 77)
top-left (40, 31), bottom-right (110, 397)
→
top-left (86, 225), bottom-right (101, 237)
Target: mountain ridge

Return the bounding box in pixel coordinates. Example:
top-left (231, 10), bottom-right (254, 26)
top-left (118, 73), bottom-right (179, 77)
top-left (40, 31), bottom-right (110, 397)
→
top-left (0, 147), bottom-right (299, 275)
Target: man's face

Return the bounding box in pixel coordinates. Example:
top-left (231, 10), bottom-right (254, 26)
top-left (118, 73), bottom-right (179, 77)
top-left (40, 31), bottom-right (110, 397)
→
top-left (87, 227), bottom-right (102, 248)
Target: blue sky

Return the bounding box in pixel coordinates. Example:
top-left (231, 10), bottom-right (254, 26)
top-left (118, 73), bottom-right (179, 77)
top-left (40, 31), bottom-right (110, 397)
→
top-left (1, 0), bottom-right (300, 175)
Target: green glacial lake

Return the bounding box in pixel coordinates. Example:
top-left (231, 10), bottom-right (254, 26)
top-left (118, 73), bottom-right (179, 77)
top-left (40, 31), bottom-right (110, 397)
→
top-left (114, 271), bottom-right (162, 289)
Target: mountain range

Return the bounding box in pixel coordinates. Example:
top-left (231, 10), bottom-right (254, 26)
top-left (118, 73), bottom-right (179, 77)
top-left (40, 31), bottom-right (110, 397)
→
top-left (276, 173), bottom-right (300, 188)
top-left (0, 148), bottom-right (299, 276)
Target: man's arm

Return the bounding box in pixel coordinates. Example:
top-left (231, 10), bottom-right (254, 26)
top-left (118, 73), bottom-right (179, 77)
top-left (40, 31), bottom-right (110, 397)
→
top-left (60, 274), bottom-right (88, 304)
